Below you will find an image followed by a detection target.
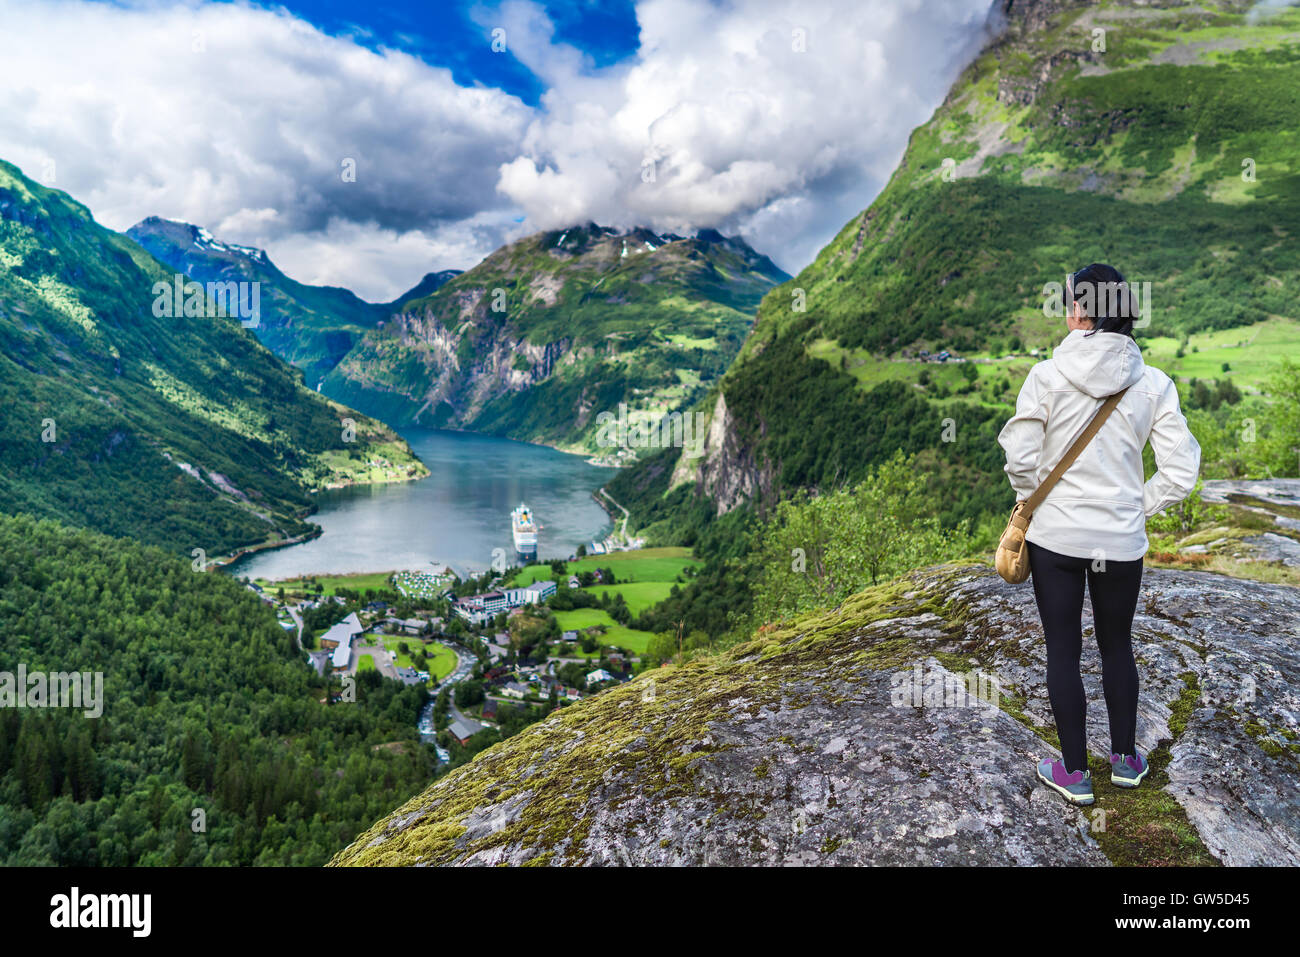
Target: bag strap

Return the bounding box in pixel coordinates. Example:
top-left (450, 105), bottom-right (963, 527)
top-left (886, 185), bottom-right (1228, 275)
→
top-left (1022, 386), bottom-right (1130, 517)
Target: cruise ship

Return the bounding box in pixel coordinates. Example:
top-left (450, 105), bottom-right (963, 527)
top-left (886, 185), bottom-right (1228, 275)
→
top-left (511, 503), bottom-right (538, 561)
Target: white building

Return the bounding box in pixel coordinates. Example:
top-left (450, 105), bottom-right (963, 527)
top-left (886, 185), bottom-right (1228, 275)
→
top-left (524, 580), bottom-right (557, 602)
top-left (452, 600), bottom-right (492, 626)
top-left (320, 612), bottom-right (362, 649)
top-left (320, 612), bottom-right (363, 673)
top-left (331, 636), bottom-right (355, 672)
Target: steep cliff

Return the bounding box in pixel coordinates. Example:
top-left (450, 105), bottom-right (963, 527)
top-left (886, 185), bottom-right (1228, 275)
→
top-left (332, 560), bottom-right (1300, 867)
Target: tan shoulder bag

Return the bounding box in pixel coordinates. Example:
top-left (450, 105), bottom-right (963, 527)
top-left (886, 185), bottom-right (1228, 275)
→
top-left (995, 387), bottom-right (1130, 583)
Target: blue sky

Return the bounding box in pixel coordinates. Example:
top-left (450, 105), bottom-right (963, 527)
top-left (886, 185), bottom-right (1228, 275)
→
top-left (1, 0), bottom-right (997, 299)
top-left (264, 0), bottom-right (641, 105)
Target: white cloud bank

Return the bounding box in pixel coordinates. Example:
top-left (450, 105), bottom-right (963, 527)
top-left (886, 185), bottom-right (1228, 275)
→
top-left (492, 0), bottom-right (997, 269)
top-left (0, 0), bottom-right (995, 299)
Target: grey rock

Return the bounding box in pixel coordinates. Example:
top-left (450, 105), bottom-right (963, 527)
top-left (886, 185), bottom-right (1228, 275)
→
top-left (930, 565), bottom-right (1300, 866)
top-left (1200, 479), bottom-right (1300, 510)
top-left (1242, 533), bottom-right (1300, 568)
top-left (1197, 479), bottom-right (1300, 566)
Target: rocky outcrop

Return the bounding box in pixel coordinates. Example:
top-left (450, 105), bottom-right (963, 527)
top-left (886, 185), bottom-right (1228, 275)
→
top-left (332, 563), bottom-right (1300, 867)
top-left (669, 392), bottom-right (771, 515)
top-left (370, 308), bottom-right (572, 423)
top-left (1173, 479), bottom-right (1300, 568)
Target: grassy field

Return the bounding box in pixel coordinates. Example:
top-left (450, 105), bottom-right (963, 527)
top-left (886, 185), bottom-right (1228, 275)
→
top-left (356, 633), bottom-right (457, 678)
top-left (356, 655), bottom-right (376, 674)
top-left (253, 571), bottom-right (395, 596)
top-left (552, 608), bottom-right (651, 654)
top-left (580, 581), bottom-right (675, 615)
top-left (373, 635), bottom-right (459, 676)
top-left (511, 546), bottom-right (700, 586)
top-left (426, 643), bottom-right (459, 681)
top-left (809, 315), bottom-right (1300, 409)
top-left (806, 337), bottom-right (1036, 406)
top-left (378, 635), bottom-right (419, 669)
top-left (512, 547), bottom-right (696, 655)
top-left (1142, 316), bottom-right (1300, 392)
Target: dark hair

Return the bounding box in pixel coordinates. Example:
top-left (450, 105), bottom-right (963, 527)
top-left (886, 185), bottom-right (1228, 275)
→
top-left (1065, 262), bottom-right (1137, 339)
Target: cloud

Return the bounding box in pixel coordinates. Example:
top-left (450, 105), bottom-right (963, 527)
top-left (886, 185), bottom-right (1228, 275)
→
top-left (265, 210), bottom-right (522, 301)
top-left (488, 0), bottom-right (996, 273)
top-left (0, 0), bottom-right (996, 299)
top-left (0, 0), bottom-right (531, 298)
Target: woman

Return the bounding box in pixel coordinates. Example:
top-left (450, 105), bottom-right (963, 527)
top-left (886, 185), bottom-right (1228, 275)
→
top-left (998, 263), bottom-right (1200, 806)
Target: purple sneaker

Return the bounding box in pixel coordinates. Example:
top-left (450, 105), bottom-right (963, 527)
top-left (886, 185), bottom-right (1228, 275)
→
top-left (1037, 758), bottom-right (1094, 806)
top-left (1110, 751), bottom-right (1149, 788)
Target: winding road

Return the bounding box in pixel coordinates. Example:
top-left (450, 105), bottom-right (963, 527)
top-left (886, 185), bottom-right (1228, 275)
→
top-left (596, 488), bottom-right (631, 545)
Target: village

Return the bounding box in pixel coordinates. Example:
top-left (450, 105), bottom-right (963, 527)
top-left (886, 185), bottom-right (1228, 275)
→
top-left (242, 549), bottom-right (692, 764)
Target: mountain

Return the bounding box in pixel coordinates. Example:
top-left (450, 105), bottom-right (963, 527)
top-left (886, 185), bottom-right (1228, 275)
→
top-left (332, 559), bottom-right (1300, 866)
top-left (0, 160), bottom-right (425, 559)
top-left (321, 223), bottom-right (790, 459)
top-left (383, 269), bottom-right (464, 312)
top-left (611, 0), bottom-right (1300, 537)
top-left (126, 217), bottom-right (462, 385)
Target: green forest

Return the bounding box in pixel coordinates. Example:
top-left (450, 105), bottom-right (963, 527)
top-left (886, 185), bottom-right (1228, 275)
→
top-left (0, 514), bottom-right (433, 865)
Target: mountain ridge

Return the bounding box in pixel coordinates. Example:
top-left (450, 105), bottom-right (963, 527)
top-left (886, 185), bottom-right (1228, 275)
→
top-left (0, 160), bottom-right (425, 559)
top-left (126, 216), bottom-right (463, 385)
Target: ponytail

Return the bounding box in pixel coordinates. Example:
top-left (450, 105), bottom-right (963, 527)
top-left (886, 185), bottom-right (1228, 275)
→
top-left (1066, 263), bottom-right (1137, 339)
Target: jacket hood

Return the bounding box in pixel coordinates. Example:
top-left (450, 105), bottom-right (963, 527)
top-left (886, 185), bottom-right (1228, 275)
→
top-left (1050, 329), bottom-right (1144, 398)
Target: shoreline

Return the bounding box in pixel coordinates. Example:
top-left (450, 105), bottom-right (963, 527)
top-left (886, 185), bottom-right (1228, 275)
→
top-left (309, 461), bottom-right (428, 494)
top-left (220, 428), bottom-right (621, 577)
top-left (252, 569), bottom-right (400, 582)
top-left (389, 422), bottom-right (630, 469)
top-left (210, 528), bottom-right (322, 572)
top-left (591, 487), bottom-right (634, 549)
top-left (215, 458), bottom-right (429, 572)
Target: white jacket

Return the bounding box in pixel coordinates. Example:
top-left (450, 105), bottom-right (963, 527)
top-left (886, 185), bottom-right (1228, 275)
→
top-left (997, 329), bottom-right (1201, 561)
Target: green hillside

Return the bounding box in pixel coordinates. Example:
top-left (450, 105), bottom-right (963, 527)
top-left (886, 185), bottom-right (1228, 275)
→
top-left (0, 160), bottom-right (426, 559)
top-left (324, 223), bottom-right (789, 458)
top-left (615, 0), bottom-right (1300, 541)
top-left (0, 512), bottom-right (433, 866)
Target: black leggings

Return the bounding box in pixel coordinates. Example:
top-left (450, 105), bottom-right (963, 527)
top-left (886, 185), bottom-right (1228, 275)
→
top-left (1027, 541), bottom-right (1143, 774)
